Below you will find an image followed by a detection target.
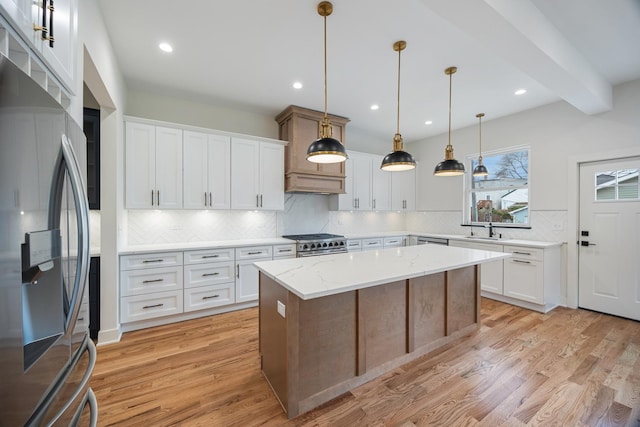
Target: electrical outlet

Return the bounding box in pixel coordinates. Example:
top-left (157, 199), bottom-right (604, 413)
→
top-left (552, 222), bottom-right (563, 231)
top-left (277, 300), bottom-right (286, 318)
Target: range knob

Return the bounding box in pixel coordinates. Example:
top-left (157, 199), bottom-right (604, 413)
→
top-left (339, 241), bottom-right (345, 246)
top-left (323, 242), bottom-right (328, 248)
top-left (303, 244), bottom-right (309, 250)
top-left (328, 242), bottom-right (334, 247)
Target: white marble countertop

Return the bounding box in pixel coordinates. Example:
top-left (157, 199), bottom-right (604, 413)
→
top-left (119, 237), bottom-right (295, 255)
top-left (255, 244), bottom-right (510, 300)
top-left (344, 231), bottom-right (564, 248)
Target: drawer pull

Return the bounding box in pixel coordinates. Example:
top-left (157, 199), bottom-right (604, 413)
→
top-left (202, 272), bottom-right (220, 277)
top-left (202, 295), bottom-right (220, 300)
top-left (367, 242), bottom-right (378, 245)
top-left (142, 259), bottom-right (164, 263)
top-left (142, 278), bottom-right (164, 284)
top-left (78, 317), bottom-right (84, 321)
top-left (513, 259), bottom-right (531, 264)
top-left (143, 303), bottom-right (164, 309)
top-left (202, 255), bottom-right (220, 259)
top-left (278, 249), bottom-right (292, 253)
top-left (247, 251), bottom-right (263, 255)
top-left (512, 251), bottom-right (531, 256)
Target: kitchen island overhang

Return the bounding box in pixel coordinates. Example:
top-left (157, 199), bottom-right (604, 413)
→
top-left (255, 245), bottom-right (510, 419)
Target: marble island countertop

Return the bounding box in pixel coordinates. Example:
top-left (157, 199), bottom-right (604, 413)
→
top-left (255, 244), bottom-right (510, 300)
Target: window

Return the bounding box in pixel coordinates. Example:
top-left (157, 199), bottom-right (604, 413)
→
top-left (595, 169), bottom-right (639, 201)
top-left (464, 147), bottom-right (529, 225)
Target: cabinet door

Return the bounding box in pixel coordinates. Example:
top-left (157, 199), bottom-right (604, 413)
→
top-left (0, 0), bottom-right (34, 44)
top-left (336, 155), bottom-right (354, 210)
top-left (503, 258), bottom-right (543, 304)
top-left (183, 130), bottom-right (209, 209)
top-left (155, 126), bottom-right (182, 209)
top-left (449, 240), bottom-right (504, 294)
top-left (125, 122), bottom-right (156, 208)
top-left (208, 134), bottom-right (231, 209)
top-left (231, 138), bottom-right (260, 209)
top-left (259, 142), bottom-right (284, 210)
top-left (236, 259), bottom-right (263, 303)
top-left (34, 0), bottom-right (77, 91)
top-left (391, 168), bottom-right (416, 211)
top-left (353, 153), bottom-right (372, 210)
top-left (371, 156), bottom-right (391, 211)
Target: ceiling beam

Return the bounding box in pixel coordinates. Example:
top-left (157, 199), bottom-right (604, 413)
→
top-left (420, 0), bottom-right (612, 114)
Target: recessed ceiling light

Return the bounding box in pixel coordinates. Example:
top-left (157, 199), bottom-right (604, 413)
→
top-left (293, 81), bottom-right (303, 89)
top-left (370, 104), bottom-right (379, 110)
top-left (515, 89), bottom-right (527, 95)
top-left (159, 42), bottom-right (173, 53)
top-left (425, 120), bottom-right (433, 125)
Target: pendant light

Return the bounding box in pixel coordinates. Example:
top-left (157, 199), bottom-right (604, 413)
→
top-left (472, 113), bottom-right (489, 177)
top-left (381, 41), bottom-right (416, 172)
top-left (434, 66), bottom-right (465, 176)
top-left (306, 1), bottom-right (347, 164)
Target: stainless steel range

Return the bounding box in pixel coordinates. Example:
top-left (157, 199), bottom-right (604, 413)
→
top-left (282, 233), bottom-right (348, 257)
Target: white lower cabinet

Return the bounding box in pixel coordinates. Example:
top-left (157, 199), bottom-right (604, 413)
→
top-left (184, 283), bottom-right (234, 312)
top-left (449, 240), bottom-right (504, 294)
top-left (235, 246), bottom-right (272, 303)
top-left (383, 236), bottom-right (405, 248)
top-left (183, 247), bottom-right (236, 312)
top-left (346, 240), bottom-right (362, 252)
top-left (361, 238), bottom-right (383, 251)
top-left (449, 240), bottom-right (561, 312)
top-left (120, 252), bottom-right (184, 323)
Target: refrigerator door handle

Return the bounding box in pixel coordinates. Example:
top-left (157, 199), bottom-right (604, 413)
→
top-left (48, 134), bottom-right (91, 333)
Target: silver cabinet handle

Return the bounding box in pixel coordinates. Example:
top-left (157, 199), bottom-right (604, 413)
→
top-left (157, 190), bottom-right (160, 205)
top-left (278, 249), bottom-right (292, 253)
top-left (152, 190), bottom-right (155, 206)
top-left (513, 251), bottom-right (531, 256)
top-left (256, 194), bottom-right (260, 208)
top-left (142, 259), bottom-right (164, 263)
top-left (202, 295), bottom-right (220, 300)
top-left (260, 194), bottom-right (263, 207)
top-left (143, 303), bottom-right (164, 309)
top-left (202, 272), bottom-right (220, 277)
top-left (142, 278), bottom-right (164, 283)
top-left (513, 259), bottom-right (531, 264)
top-left (202, 254), bottom-right (219, 259)
top-left (373, 199), bottom-right (376, 209)
top-left (204, 192), bottom-right (208, 207)
top-left (236, 264), bottom-right (240, 279)
top-left (247, 251), bottom-right (263, 255)
top-left (209, 192), bottom-right (212, 206)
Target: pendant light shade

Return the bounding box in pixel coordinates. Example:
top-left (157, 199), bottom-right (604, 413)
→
top-left (472, 113), bottom-right (489, 177)
top-left (307, 1), bottom-right (347, 164)
top-left (434, 66), bottom-right (465, 176)
top-left (381, 40), bottom-right (415, 172)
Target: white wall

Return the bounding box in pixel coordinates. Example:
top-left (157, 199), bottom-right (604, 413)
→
top-left (78, 0), bottom-right (127, 345)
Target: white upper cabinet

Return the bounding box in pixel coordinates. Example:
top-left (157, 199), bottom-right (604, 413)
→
top-left (0, 0), bottom-right (77, 92)
top-left (332, 152), bottom-right (372, 211)
top-left (125, 121), bottom-right (183, 209)
top-left (371, 155), bottom-right (391, 211)
top-left (230, 138), bottom-right (284, 210)
top-left (391, 168), bottom-right (416, 211)
top-left (183, 130), bottom-right (230, 209)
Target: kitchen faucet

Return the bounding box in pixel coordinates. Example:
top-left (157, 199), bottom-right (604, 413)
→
top-left (486, 222), bottom-right (494, 238)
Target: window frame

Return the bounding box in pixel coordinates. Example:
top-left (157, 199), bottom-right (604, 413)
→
top-left (462, 145), bottom-right (531, 227)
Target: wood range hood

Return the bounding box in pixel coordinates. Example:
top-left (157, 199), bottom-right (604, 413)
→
top-left (275, 105), bottom-right (349, 194)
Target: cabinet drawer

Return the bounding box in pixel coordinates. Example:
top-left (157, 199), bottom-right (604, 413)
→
top-left (452, 241), bottom-right (504, 252)
top-left (121, 291), bottom-right (183, 323)
top-left (120, 266), bottom-right (183, 296)
top-left (361, 238), bottom-right (383, 250)
top-left (184, 262), bottom-right (234, 288)
top-left (383, 236), bottom-right (404, 247)
top-left (235, 246), bottom-right (272, 260)
top-left (184, 248), bottom-right (234, 265)
top-left (184, 283), bottom-right (235, 312)
top-left (503, 245), bottom-right (543, 261)
top-left (346, 240), bottom-right (362, 251)
top-left (120, 252), bottom-right (183, 270)
top-left (273, 244), bottom-right (296, 258)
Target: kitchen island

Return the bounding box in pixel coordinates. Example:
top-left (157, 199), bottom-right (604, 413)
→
top-left (255, 244), bottom-right (510, 418)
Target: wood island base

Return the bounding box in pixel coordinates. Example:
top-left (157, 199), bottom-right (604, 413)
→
top-left (258, 265), bottom-right (480, 419)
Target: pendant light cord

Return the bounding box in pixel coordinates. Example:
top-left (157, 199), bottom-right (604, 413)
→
top-left (323, 14), bottom-right (328, 120)
top-left (396, 46), bottom-right (401, 135)
top-left (447, 71), bottom-right (452, 148)
top-left (478, 115), bottom-right (482, 156)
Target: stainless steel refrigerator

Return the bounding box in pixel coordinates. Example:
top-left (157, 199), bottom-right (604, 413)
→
top-left (0, 57), bottom-right (97, 425)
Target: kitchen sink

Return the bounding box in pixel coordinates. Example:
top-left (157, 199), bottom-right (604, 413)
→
top-left (464, 236), bottom-right (501, 241)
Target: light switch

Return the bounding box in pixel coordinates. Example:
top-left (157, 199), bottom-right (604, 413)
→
top-left (277, 300), bottom-right (286, 318)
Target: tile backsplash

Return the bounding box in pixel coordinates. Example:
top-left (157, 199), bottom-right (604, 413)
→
top-left (111, 195), bottom-right (567, 247)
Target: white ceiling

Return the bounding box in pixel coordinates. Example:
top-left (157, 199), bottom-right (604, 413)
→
top-left (97, 0), bottom-right (640, 143)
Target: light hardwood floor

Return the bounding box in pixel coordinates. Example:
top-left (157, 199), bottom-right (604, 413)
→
top-left (91, 299), bottom-right (640, 426)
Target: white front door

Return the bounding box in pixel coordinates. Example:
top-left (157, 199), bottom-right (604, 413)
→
top-left (578, 158), bottom-right (640, 321)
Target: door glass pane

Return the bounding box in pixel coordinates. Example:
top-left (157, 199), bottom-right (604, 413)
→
top-left (595, 169), bottom-right (639, 200)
